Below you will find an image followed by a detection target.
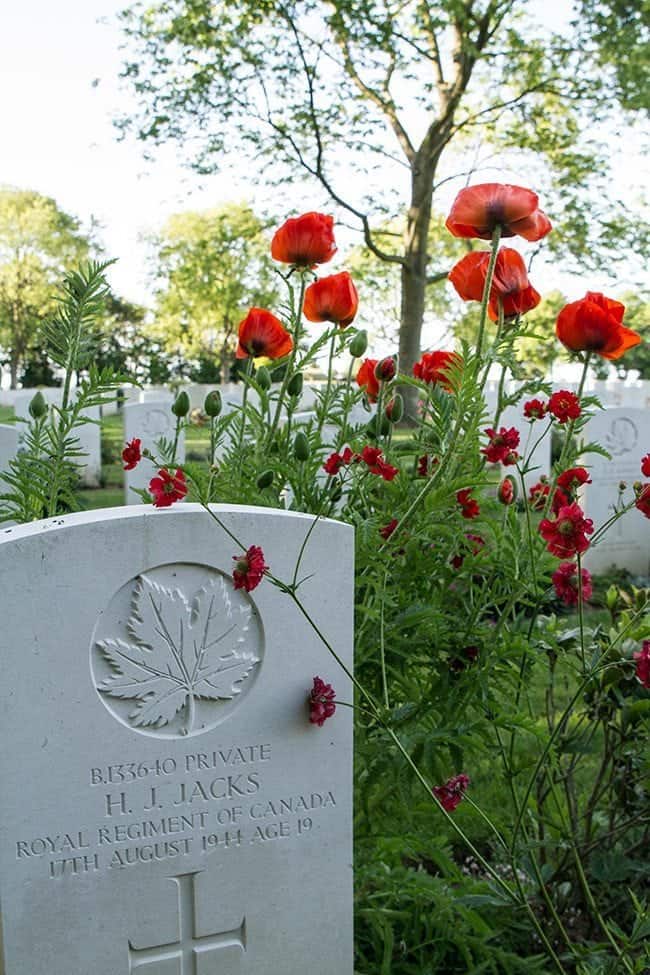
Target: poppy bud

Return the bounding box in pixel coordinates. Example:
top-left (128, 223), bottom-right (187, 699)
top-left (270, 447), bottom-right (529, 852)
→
top-left (348, 329), bottom-right (368, 358)
top-left (329, 481), bottom-right (342, 503)
top-left (498, 477), bottom-right (516, 505)
top-left (256, 469), bottom-right (274, 489)
top-left (287, 372), bottom-right (304, 397)
top-left (366, 414), bottom-right (391, 438)
top-left (618, 481), bottom-right (627, 492)
top-left (256, 365), bottom-right (272, 390)
top-left (374, 356), bottom-right (397, 382)
top-left (385, 394), bottom-right (403, 423)
top-left (293, 432), bottom-right (311, 461)
top-left (204, 390), bottom-right (222, 417)
top-left (28, 391), bottom-right (47, 419)
top-left (171, 391), bottom-right (190, 417)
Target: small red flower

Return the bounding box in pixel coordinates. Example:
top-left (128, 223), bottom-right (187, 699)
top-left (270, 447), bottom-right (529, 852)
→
top-left (445, 183), bottom-right (551, 241)
top-left (633, 641), bottom-right (650, 689)
top-left (374, 356), bottom-right (397, 382)
top-left (450, 645), bottom-right (480, 672)
top-left (557, 467), bottom-right (591, 494)
top-left (457, 488), bottom-right (480, 519)
top-left (641, 454), bottom-right (650, 478)
top-left (635, 484), bottom-right (650, 519)
top-left (303, 271), bottom-right (359, 328)
top-left (433, 773), bottom-right (471, 812)
top-left (149, 468), bottom-right (187, 508)
top-left (379, 518), bottom-right (399, 540)
top-left (356, 358), bottom-right (380, 402)
top-left (556, 292), bottom-right (641, 361)
top-left (309, 676), bottom-right (336, 726)
top-left (539, 502), bottom-right (594, 558)
top-left (417, 454), bottom-right (439, 477)
top-left (448, 247), bottom-right (541, 320)
top-left (232, 545), bottom-right (268, 592)
top-left (413, 350), bottom-right (462, 392)
top-left (498, 477), bottom-right (516, 505)
top-left (524, 398), bottom-right (548, 420)
top-left (548, 390), bottom-right (581, 424)
top-left (450, 533), bottom-right (485, 569)
top-left (481, 426), bottom-right (520, 464)
top-left (529, 480), bottom-right (550, 510)
top-left (122, 438), bottom-right (142, 471)
top-left (360, 445), bottom-right (398, 481)
top-left (552, 561), bottom-right (593, 606)
top-left (271, 212), bottom-right (337, 267)
top-left (236, 308), bottom-right (293, 360)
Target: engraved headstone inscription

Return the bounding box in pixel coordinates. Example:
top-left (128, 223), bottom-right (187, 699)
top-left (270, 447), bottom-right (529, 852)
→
top-left (582, 408), bottom-right (650, 575)
top-left (0, 504), bottom-right (353, 974)
top-left (123, 399), bottom-right (185, 504)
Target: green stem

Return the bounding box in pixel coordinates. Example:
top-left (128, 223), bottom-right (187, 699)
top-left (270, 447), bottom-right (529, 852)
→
top-left (476, 226), bottom-right (502, 359)
top-left (267, 274), bottom-right (307, 447)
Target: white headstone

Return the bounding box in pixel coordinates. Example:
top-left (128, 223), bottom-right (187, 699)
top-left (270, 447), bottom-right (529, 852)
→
top-left (582, 408), bottom-right (650, 575)
top-left (0, 504), bottom-right (353, 974)
top-left (0, 423), bottom-right (19, 477)
top-left (124, 400), bottom-right (185, 504)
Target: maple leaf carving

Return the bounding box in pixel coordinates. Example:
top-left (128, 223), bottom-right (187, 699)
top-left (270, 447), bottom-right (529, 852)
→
top-left (96, 574), bottom-right (259, 733)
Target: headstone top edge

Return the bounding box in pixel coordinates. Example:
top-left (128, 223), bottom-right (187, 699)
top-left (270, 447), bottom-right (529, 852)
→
top-left (0, 502), bottom-right (353, 546)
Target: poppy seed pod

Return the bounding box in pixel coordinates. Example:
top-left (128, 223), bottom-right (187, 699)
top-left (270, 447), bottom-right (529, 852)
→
top-left (256, 469), bottom-right (274, 489)
top-left (28, 391), bottom-right (47, 419)
top-left (171, 391), bottom-right (190, 418)
top-left (204, 390), bottom-right (222, 417)
top-left (293, 432), bottom-right (311, 462)
top-left (348, 329), bottom-right (368, 358)
top-left (256, 365), bottom-right (272, 391)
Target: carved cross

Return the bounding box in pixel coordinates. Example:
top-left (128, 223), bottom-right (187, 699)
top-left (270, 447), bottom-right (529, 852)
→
top-left (128, 871), bottom-right (246, 973)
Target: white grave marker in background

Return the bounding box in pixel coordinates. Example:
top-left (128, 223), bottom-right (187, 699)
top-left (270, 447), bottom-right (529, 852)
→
top-left (124, 398), bottom-right (185, 503)
top-left (0, 504), bottom-right (353, 974)
top-left (0, 423), bottom-right (19, 477)
top-left (582, 408), bottom-right (650, 575)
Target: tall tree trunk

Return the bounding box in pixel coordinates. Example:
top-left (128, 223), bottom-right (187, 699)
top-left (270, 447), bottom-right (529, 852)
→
top-left (9, 351), bottom-right (19, 390)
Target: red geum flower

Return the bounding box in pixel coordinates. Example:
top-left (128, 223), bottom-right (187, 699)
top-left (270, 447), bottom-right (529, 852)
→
top-left (232, 545), bottom-right (268, 592)
top-left (498, 477), bottom-right (516, 505)
top-left (481, 426), bottom-right (520, 464)
top-left (360, 445), bottom-right (399, 481)
top-left (529, 480), bottom-right (550, 510)
top-left (524, 398), bottom-right (548, 420)
top-left (356, 358), bottom-right (380, 402)
top-left (548, 389), bottom-right (581, 424)
top-left (448, 247), bottom-right (541, 321)
top-left (271, 212), bottom-right (336, 267)
top-left (149, 468), bottom-right (187, 508)
top-left (539, 502), bottom-right (594, 558)
top-left (557, 467), bottom-right (592, 494)
top-left (433, 773), bottom-right (471, 812)
top-left (450, 533), bottom-right (485, 569)
top-left (413, 350), bottom-right (462, 392)
top-left (417, 454), bottom-right (439, 477)
top-left (374, 356), bottom-right (397, 382)
top-left (122, 438), bottom-right (142, 471)
top-left (633, 641), bottom-right (650, 689)
top-left (635, 484), bottom-right (650, 518)
top-left (552, 561), bottom-right (593, 606)
top-left (379, 518), bottom-right (399, 540)
top-left (236, 308), bottom-right (293, 360)
top-left (309, 676), bottom-right (336, 726)
top-left (457, 488), bottom-right (480, 519)
top-left (641, 454), bottom-right (650, 477)
top-left (303, 271), bottom-right (358, 328)
top-left (556, 292), bottom-right (641, 360)
top-left (445, 183), bottom-right (551, 241)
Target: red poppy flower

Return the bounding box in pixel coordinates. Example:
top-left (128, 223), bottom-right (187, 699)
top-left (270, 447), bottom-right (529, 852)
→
top-left (417, 454), bottom-right (439, 477)
top-left (303, 271), bottom-right (359, 328)
top-left (498, 478), bottom-right (516, 505)
top-left (232, 545), bottom-right (268, 592)
top-left (236, 308), bottom-right (293, 360)
top-left (149, 468), bottom-right (187, 508)
top-left (356, 358), bottom-right (380, 402)
top-left (360, 445), bottom-right (398, 481)
top-left (552, 561), bottom-right (593, 606)
top-left (481, 426), bottom-right (520, 464)
top-left (524, 398), bottom-right (548, 420)
top-left (635, 484), bottom-right (650, 518)
top-left (379, 518), bottom-right (399, 540)
top-left (556, 292), bottom-right (641, 360)
top-left (449, 248), bottom-right (541, 320)
top-left (457, 488), bottom-right (480, 519)
top-left (413, 350), bottom-right (462, 392)
top-left (641, 454), bottom-right (650, 478)
top-left (309, 676), bottom-right (336, 726)
top-left (271, 212), bottom-right (337, 267)
top-left (633, 641), bottom-right (650, 689)
top-left (445, 183), bottom-right (551, 241)
top-left (548, 390), bottom-right (581, 424)
top-left (433, 773), bottom-right (470, 812)
top-left (557, 467), bottom-right (591, 494)
top-left (539, 502), bottom-right (594, 558)
top-left (122, 438), bottom-right (142, 471)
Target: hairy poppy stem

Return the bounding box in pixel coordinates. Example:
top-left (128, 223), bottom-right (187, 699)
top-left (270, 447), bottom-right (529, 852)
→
top-left (476, 225), bottom-right (501, 358)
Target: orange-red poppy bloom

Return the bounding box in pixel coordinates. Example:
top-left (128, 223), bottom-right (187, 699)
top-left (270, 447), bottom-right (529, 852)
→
top-left (446, 183), bottom-right (551, 241)
top-left (356, 357), bottom-right (380, 401)
top-left (556, 292), bottom-right (641, 360)
top-left (271, 212), bottom-right (337, 267)
top-left (303, 271), bottom-right (359, 328)
top-left (449, 248), bottom-right (541, 321)
top-left (236, 308), bottom-right (293, 359)
top-left (413, 350), bottom-right (462, 392)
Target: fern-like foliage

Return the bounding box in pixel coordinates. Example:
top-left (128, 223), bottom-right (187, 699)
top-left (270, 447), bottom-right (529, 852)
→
top-left (0, 262), bottom-right (126, 523)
